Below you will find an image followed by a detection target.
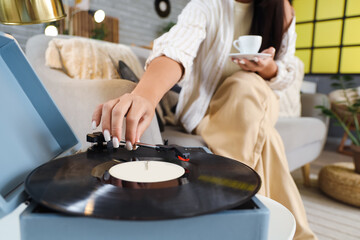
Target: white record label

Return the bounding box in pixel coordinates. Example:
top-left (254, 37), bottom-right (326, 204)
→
top-left (109, 161), bottom-right (185, 183)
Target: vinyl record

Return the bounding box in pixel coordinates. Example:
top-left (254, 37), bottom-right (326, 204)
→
top-left (25, 146), bottom-right (261, 220)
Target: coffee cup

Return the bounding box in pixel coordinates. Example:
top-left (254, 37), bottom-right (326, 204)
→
top-left (233, 35), bottom-right (262, 54)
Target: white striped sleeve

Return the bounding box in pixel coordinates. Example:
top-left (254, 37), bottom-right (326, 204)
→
top-left (267, 18), bottom-right (298, 91)
top-left (145, 1), bottom-right (207, 76)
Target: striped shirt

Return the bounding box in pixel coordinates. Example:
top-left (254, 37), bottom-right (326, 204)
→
top-left (146, 0), bottom-right (299, 133)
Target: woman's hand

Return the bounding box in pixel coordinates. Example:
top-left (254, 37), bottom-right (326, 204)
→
top-left (92, 93), bottom-right (155, 149)
top-left (232, 47), bottom-right (278, 80)
top-left (91, 56), bottom-right (183, 150)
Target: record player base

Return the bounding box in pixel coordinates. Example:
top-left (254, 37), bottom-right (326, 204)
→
top-left (20, 197), bottom-right (269, 240)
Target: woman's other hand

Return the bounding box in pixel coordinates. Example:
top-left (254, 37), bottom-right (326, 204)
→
top-left (92, 93), bottom-right (155, 149)
top-left (233, 47), bottom-right (278, 80)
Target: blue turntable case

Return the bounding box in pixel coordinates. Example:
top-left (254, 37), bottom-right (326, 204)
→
top-left (0, 32), bottom-right (269, 240)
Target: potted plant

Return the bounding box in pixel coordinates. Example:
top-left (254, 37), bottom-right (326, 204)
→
top-left (91, 23), bottom-right (107, 40)
top-left (316, 75), bottom-right (360, 173)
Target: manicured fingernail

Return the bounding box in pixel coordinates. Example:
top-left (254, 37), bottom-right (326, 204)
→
top-left (272, 48), bottom-right (276, 53)
top-left (112, 137), bottom-right (119, 148)
top-left (133, 139), bottom-right (140, 150)
top-left (104, 130), bottom-right (111, 142)
top-left (232, 59), bottom-right (237, 63)
top-left (125, 141), bottom-right (133, 151)
top-left (240, 60), bottom-right (245, 64)
top-left (92, 120), bottom-right (97, 130)
top-left (254, 57), bottom-right (259, 63)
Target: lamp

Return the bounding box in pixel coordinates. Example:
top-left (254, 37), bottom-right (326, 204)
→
top-left (44, 24), bottom-right (59, 36)
top-left (92, 9), bottom-right (105, 23)
top-left (67, 8), bottom-right (106, 35)
top-left (0, 0), bottom-right (66, 25)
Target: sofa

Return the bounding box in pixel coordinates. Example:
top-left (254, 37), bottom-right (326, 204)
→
top-left (26, 34), bottom-right (329, 185)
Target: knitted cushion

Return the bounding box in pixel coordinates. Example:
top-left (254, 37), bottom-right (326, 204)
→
top-left (319, 162), bottom-right (360, 207)
top-left (45, 38), bottom-right (143, 80)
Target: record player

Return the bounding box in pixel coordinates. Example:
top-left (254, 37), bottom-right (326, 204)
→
top-left (0, 33), bottom-right (269, 240)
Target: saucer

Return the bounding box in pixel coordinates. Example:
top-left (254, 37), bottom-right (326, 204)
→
top-left (229, 53), bottom-right (271, 61)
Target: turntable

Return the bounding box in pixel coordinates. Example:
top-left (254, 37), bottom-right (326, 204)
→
top-left (0, 33), bottom-right (270, 240)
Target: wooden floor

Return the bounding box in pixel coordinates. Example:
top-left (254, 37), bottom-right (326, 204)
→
top-left (291, 139), bottom-right (360, 240)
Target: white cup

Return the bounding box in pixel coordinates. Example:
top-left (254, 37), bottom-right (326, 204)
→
top-left (233, 35), bottom-right (262, 54)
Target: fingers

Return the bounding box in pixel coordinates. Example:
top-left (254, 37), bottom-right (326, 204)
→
top-left (91, 93), bottom-right (155, 150)
top-left (92, 104), bottom-right (103, 129)
top-left (243, 59), bottom-right (258, 69)
top-left (125, 100), bottom-right (146, 144)
top-left (239, 62), bottom-right (251, 71)
top-left (101, 99), bottom-right (119, 139)
top-left (261, 47), bottom-right (276, 58)
top-left (135, 113), bottom-right (154, 143)
top-left (232, 58), bottom-right (250, 71)
top-left (233, 56), bottom-right (271, 73)
top-left (255, 58), bottom-right (265, 68)
top-left (240, 59), bottom-right (260, 72)
top-left (111, 95), bottom-right (133, 144)
top-left (233, 58), bottom-right (261, 72)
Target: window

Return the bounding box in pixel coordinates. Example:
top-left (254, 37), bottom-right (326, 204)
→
top-left (294, 0), bottom-right (360, 74)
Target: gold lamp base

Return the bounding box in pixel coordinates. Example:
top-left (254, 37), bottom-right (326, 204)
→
top-left (0, 0), bottom-right (66, 25)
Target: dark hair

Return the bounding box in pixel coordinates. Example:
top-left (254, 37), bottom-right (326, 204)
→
top-left (249, 0), bottom-right (286, 59)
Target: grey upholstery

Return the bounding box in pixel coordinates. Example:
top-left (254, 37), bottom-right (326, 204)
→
top-left (301, 93), bottom-right (330, 123)
top-left (162, 125), bottom-right (207, 147)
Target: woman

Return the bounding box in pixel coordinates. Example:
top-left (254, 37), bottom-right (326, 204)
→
top-left (92, 0), bottom-right (317, 239)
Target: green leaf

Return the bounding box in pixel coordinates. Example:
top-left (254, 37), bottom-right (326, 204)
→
top-left (333, 122), bottom-right (342, 127)
top-left (346, 82), bottom-right (355, 88)
top-left (348, 108), bottom-right (357, 113)
top-left (322, 109), bottom-right (335, 117)
top-left (315, 105), bottom-right (326, 110)
top-left (331, 83), bottom-right (341, 88)
top-left (331, 75), bottom-right (340, 80)
top-left (343, 75), bottom-right (353, 81)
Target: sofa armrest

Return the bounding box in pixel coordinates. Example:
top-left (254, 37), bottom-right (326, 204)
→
top-left (301, 93), bottom-right (330, 127)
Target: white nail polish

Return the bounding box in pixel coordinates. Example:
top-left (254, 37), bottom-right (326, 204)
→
top-left (125, 141), bottom-right (133, 151)
top-left (133, 139), bottom-right (140, 150)
top-left (254, 57), bottom-right (259, 63)
top-left (104, 130), bottom-right (111, 142)
top-left (240, 60), bottom-right (245, 64)
top-left (112, 137), bottom-right (119, 148)
top-left (92, 120), bottom-right (97, 130)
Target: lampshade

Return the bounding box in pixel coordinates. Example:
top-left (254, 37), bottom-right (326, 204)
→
top-left (0, 0), bottom-right (66, 25)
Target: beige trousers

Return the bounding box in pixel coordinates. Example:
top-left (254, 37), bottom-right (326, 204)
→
top-left (196, 71), bottom-right (317, 240)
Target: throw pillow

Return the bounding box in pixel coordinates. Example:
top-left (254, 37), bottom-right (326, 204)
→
top-left (45, 38), bottom-right (144, 80)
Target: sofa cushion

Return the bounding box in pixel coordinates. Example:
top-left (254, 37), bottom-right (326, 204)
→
top-left (275, 117), bottom-right (326, 153)
top-left (162, 126), bottom-right (207, 147)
